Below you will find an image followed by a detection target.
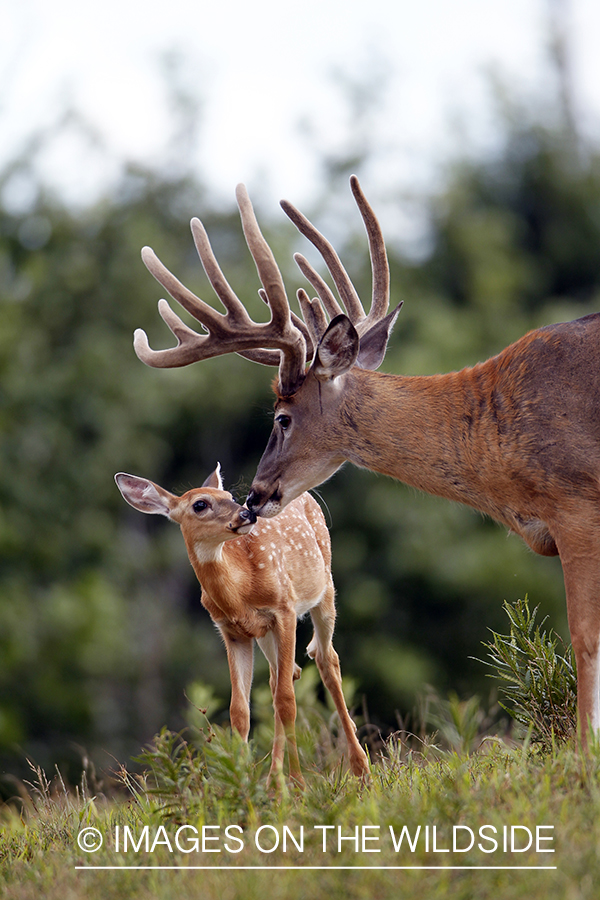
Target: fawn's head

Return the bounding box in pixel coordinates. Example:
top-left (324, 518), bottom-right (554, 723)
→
top-left (115, 465), bottom-right (257, 552)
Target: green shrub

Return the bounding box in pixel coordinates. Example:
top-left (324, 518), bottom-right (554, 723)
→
top-left (480, 596), bottom-right (577, 745)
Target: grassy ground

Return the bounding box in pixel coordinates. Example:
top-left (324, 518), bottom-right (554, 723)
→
top-left (1, 696), bottom-right (599, 900)
top-left (1, 600), bottom-right (592, 899)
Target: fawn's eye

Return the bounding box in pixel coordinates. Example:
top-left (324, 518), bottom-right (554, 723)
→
top-left (192, 499), bottom-right (209, 513)
top-left (276, 414), bottom-right (291, 431)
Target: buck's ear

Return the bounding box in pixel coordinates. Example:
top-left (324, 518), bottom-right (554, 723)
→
top-left (357, 301), bottom-right (403, 370)
top-left (202, 462), bottom-right (223, 490)
top-left (115, 473), bottom-right (176, 517)
top-left (312, 315), bottom-right (359, 382)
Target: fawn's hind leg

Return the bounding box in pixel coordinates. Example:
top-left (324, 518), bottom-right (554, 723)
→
top-left (308, 586), bottom-right (369, 777)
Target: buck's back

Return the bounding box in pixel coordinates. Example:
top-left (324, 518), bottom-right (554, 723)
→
top-left (459, 312), bottom-right (600, 509)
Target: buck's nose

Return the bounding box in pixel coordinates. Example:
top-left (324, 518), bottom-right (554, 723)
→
top-left (247, 485), bottom-right (281, 514)
top-left (246, 489), bottom-right (261, 511)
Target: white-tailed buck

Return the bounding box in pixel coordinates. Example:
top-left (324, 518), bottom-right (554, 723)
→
top-left (133, 177), bottom-right (600, 746)
top-left (115, 466), bottom-right (369, 785)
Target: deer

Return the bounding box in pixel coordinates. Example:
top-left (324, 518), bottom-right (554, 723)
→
top-left (114, 465), bottom-right (370, 786)
top-left (132, 176), bottom-right (600, 748)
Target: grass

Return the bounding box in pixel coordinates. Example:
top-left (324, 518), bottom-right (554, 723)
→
top-left (0, 598), bottom-right (597, 899)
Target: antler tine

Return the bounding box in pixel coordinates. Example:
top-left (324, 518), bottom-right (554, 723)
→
top-left (296, 288), bottom-right (329, 347)
top-left (281, 177), bottom-right (391, 339)
top-left (141, 245), bottom-right (227, 334)
top-left (280, 198), bottom-right (366, 326)
top-left (135, 187), bottom-right (308, 396)
top-left (134, 298), bottom-right (212, 368)
top-left (235, 185), bottom-right (294, 334)
top-left (189, 218), bottom-right (285, 367)
top-left (349, 175), bottom-right (390, 328)
top-left (293, 253), bottom-right (344, 322)
top-left (189, 216), bottom-right (255, 326)
top-left (133, 291), bottom-right (277, 370)
top-left (257, 288), bottom-right (315, 362)
top-left (235, 184), bottom-right (307, 394)
top-left (134, 248), bottom-right (228, 368)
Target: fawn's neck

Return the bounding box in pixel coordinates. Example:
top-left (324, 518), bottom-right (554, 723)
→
top-left (183, 536), bottom-right (248, 615)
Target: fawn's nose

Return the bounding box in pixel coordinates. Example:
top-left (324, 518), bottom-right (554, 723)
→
top-left (238, 507), bottom-right (257, 525)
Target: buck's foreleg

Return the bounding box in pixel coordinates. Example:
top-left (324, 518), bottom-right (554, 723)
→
top-left (556, 526), bottom-right (600, 748)
top-left (308, 586), bottom-right (370, 777)
top-left (221, 632), bottom-right (254, 741)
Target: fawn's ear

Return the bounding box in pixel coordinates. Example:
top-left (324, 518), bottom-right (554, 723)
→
top-left (115, 473), bottom-right (177, 517)
top-left (202, 462), bottom-right (223, 490)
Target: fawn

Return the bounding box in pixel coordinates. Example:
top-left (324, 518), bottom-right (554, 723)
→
top-left (115, 465), bottom-right (369, 786)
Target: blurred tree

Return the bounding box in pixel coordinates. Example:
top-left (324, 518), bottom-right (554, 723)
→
top-left (0, 156), bottom-right (280, 783)
top-left (1, 76), bottom-right (600, 783)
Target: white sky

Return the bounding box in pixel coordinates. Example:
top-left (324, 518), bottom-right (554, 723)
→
top-left (2, 0), bottom-right (600, 216)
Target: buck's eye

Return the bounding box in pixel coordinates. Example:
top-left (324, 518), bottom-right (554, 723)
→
top-left (192, 499), bottom-right (209, 513)
top-left (276, 414), bottom-right (291, 431)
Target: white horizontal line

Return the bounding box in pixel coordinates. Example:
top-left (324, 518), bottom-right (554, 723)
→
top-left (75, 865), bottom-right (557, 871)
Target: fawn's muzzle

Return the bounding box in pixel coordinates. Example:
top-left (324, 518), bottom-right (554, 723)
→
top-left (239, 507), bottom-right (257, 525)
top-left (230, 506), bottom-right (257, 534)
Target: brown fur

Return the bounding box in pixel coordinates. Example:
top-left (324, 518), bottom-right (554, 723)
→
top-left (134, 177), bottom-right (600, 748)
top-left (248, 312), bottom-right (600, 745)
top-left (115, 471), bottom-right (369, 785)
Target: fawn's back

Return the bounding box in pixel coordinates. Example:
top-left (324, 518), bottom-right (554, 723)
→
top-left (196, 493), bottom-right (332, 622)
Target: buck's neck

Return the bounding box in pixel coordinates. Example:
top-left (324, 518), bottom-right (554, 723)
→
top-left (339, 363), bottom-right (508, 515)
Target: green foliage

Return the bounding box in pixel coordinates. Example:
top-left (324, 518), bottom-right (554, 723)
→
top-left (0, 161), bottom-right (278, 782)
top-left (423, 691), bottom-right (489, 755)
top-left (5, 717), bottom-right (600, 899)
top-left (481, 597), bottom-right (577, 745)
top-left (126, 727), bottom-right (210, 821)
top-left (2, 87), bottom-right (600, 779)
